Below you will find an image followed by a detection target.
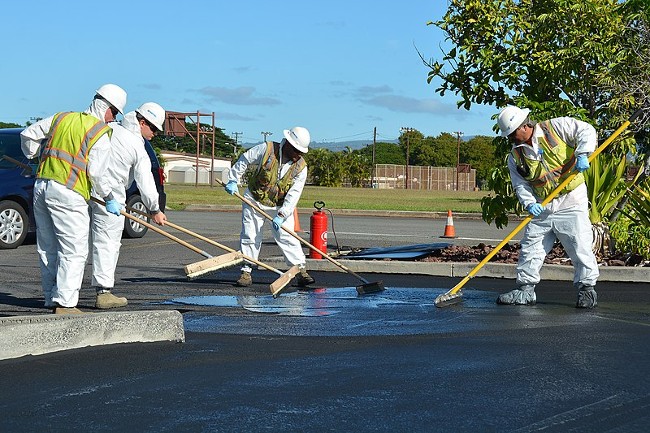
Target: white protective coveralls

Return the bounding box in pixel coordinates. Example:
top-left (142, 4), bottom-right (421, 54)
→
top-left (89, 111), bottom-right (161, 290)
top-left (228, 142), bottom-right (307, 273)
top-left (507, 117), bottom-right (600, 291)
top-left (20, 98), bottom-right (114, 308)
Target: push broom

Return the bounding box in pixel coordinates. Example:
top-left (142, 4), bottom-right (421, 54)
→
top-left (90, 197), bottom-right (244, 278)
top-left (215, 179), bottom-right (385, 295)
top-left (116, 201), bottom-right (300, 297)
top-left (434, 108), bottom-right (644, 307)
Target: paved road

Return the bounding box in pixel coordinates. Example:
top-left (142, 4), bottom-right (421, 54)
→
top-left (1, 210), bottom-right (648, 432)
top-left (175, 207), bottom-right (524, 248)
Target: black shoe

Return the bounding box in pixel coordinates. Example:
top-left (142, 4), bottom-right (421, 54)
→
top-left (576, 287), bottom-right (597, 308)
top-left (295, 269), bottom-right (315, 287)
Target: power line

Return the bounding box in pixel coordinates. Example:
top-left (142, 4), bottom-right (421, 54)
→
top-left (322, 130), bottom-right (376, 142)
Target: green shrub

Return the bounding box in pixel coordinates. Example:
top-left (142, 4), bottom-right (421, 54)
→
top-left (609, 215), bottom-right (650, 260)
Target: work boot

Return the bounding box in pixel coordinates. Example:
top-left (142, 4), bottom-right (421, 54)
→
top-left (53, 306), bottom-right (84, 315)
top-left (295, 269), bottom-right (315, 287)
top-left (236, 271), bottom-right (252, 287)
top-left (576, 285), bottom-right (598, 309)
top-left (95, 291), bottom-right (128, 309)
top-left (496, 284), bottom-right (536, 305)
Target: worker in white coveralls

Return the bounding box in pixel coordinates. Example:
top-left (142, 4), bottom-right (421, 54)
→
top-left (496, 105), bottom-right (599, 308)
top-left (20, 84), bottom-right (127, 314)
top-left (225, 126), bottom-right (315, 287)
top-left (89, 102), bottom-right (168, 309)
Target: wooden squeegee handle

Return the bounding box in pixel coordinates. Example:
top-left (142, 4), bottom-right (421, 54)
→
top-left (120, 202), bottom-right (282, 275)
top-left (90, 197), bottom-right (212, 259)
top-left (445, 108), bottom-right (644, 296)
top-left (215, 179), bottom-right (370, 284)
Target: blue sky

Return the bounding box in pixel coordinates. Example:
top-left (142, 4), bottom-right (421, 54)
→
top-left (1, 0), bottom-right (497, 145)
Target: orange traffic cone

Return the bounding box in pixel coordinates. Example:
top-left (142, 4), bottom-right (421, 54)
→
top-left (293, 209), bottom-right (303, 232)
top-left (440, 210), bottom-right (456, 238)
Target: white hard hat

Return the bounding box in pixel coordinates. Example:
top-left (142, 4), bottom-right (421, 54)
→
top-left (95, 84), bottom-right (127, 114)
top-left (497, 105), bottom-right (530, 137)
top-left (136, 102), bottom-right (165, 131)
top-left (283, 126), bottom-right (311, 153)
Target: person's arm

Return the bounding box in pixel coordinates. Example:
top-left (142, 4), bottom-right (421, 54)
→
top-left (132, 145), bottom-right (160, 213)
top-left (551, 117), bottom-right (597, 155)
top-left (508, 154), bottom-right (538, 209)
top-left (228, 143), bottom-right (265, 183)
top-left (87, 134), bottom-right (114, 200)
top-left (20, 115), bottom-right (55, 159)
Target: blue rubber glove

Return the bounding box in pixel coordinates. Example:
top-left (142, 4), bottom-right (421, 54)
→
top-left (527, 203), bottom-right (545, 217)
top-left (225, 180), bottom-right (239, 195)
top-left (105, 199), bottom-right (123, 216)
top-left (575, 154), bottom-right (590, 172)
top-left (272, 215), bottom-right (286, 231)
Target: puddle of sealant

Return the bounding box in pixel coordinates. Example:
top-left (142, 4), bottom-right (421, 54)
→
top-left (166, 286), bottom-right (495, 317)
top-left (177, 287), bottom-right (604, 337)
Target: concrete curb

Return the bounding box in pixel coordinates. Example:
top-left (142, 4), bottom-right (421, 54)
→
top-left (264, 258), bottom-right (650, 283)
top-left (0, 310), bottom-right (185, 361)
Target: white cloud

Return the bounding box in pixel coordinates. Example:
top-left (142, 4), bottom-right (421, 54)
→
top-left (197, 86), bottom-right (281, 106)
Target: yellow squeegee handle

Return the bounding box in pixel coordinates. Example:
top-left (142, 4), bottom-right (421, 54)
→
top-left (444, 109), bottom-right (643, 297)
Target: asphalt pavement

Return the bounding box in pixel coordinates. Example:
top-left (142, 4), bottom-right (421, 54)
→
top-left (1, 208), bottom-right (649, 432)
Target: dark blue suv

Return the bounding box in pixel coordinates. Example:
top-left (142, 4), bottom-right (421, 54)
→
top-left (0, 128), bottom-right (35, 249)
top-left (0, 128), bottom-right (166, 248)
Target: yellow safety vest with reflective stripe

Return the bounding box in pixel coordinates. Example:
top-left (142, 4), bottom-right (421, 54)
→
top-left (37, 112), bottom-right (111, 200)
top-left (247, 141), bottom-right (306, 207)
top-left (512, 120), bottom-right (584, 199)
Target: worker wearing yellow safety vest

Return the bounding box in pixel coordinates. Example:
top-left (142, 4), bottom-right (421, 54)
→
top-left (20, 84), bottom-right (127, 314)
top-left (225, 127), bottom-right (315, 288)
top-left (496, 105), bottom-right (599, 308)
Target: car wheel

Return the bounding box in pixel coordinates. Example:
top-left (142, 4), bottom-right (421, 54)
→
top-left (0, 200), bottom-right (29, 249)
top-left (123, 194), bottom-right (149, 238)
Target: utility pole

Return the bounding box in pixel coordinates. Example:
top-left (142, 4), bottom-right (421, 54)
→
top-left (261, 131), bottom-right (273, 142)
top-left (455, 131), bottom-right (463, 191)
top-left (372, 126), bottom-right (377, 188)
top-left (400, 127), bottom-right (413, 189)
top-left (231, 131), bottom-right (243, 149)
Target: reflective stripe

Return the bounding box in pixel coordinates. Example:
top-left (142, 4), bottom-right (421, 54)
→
top-left (512, 120), bottom-right (583, 198)
top-left (37, 112), bottom-right (110, 199)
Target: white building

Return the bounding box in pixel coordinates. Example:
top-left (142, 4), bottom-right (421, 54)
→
top-left (160, 151), bottom-right (231, 186)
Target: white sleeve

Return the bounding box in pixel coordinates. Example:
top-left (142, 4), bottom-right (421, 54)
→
top-left (133, 146), bottom-right (160, 212)
top-left (20, 115), bottom-right (55, 159)
top-left (508, 154), bottom-right (538, 208)
top-left (87, 134), bottom-right (114, 199)
top-left (228, 143), bottom-right (266, 183)
top-left (550, 117), bottom-right (597, 156)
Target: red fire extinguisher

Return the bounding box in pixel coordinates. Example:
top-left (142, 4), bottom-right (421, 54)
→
top-left (310, 201), bottom-right (328, 259)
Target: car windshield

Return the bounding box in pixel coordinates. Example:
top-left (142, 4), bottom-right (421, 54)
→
top-left (0, 131), bottom-right (27, 170)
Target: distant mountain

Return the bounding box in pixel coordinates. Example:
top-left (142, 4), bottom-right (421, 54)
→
top-left (241, 139), bottom-right (394, 151)
top-left (241, 136), bottom-right (476, 152)
top-left (310, 139), bottom-right (397, 151)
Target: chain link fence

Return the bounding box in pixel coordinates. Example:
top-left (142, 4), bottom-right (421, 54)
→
top-left (370, 164), bottom-right (476, 190)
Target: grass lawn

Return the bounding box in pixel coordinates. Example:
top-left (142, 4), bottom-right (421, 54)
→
top-left (164, 184), bottom-right (489, 213)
